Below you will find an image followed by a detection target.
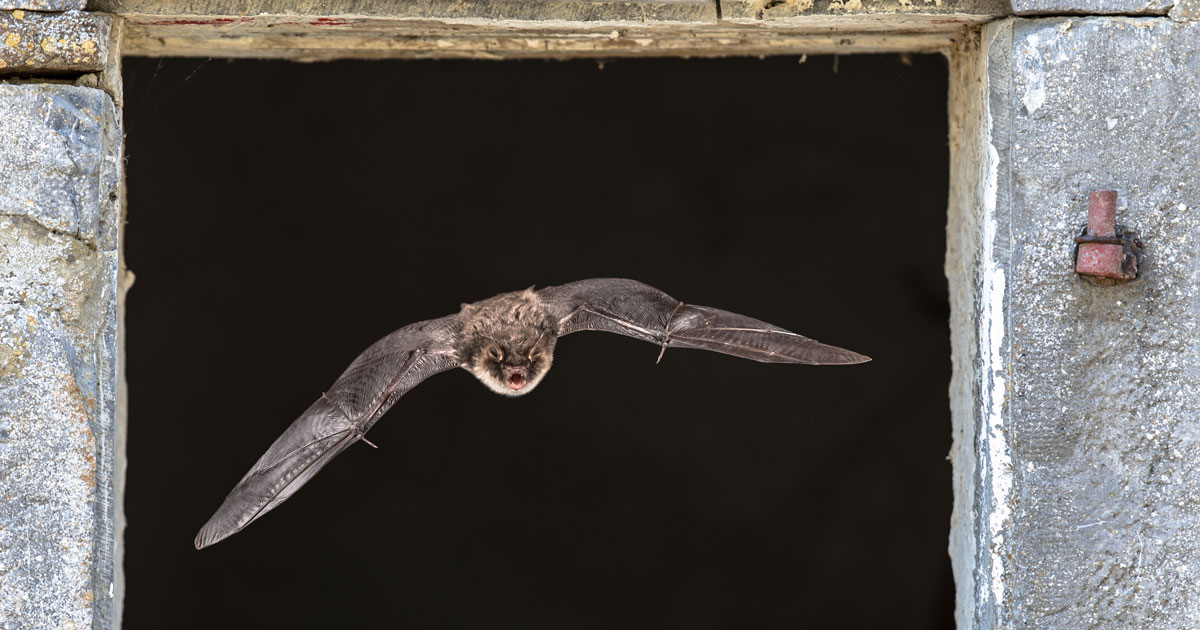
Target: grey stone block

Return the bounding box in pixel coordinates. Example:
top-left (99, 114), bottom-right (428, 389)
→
top-left (722, 0), bottom-right (1011, 21)
top-left (0, 85), bottom-right (119, 249)
top-left (0, 84), bottom-right (121, 629)
top-left (0, 9), bottom-right (110, 74)
top-left (1171, 0), bottom-right (1199, 20)
top-left (956, 16), bottom-right (1200, 629)
top-left (1012, 0), bottom-right (1171, 14)
top-left (0, 1), bottom-right (84, 9)
top-left (1011, 0), bottom-right (1170, 15)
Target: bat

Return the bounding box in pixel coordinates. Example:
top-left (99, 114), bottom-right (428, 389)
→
top-left (194, 278), bottom-right (869, 549)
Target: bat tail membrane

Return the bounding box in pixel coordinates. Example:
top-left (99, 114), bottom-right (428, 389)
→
top-left (194, 396), bottom-right (361, 549)
top-left (667, 305), bottom-right (870, 365)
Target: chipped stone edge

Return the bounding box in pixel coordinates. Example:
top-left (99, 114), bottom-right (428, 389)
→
top-left (947, 25), bottom-right (985, 630)
top-left (721, 0), bottom-right (1012, 21)
top-left (977, 18), bottom-right (1014, 627)
top-left (948, 18), bottom-right (1016, 630)
top-left (1011, 3), bottom-right (1172, 16)
top-left (105, 16), bottom-right (128, 629)
top-left (86, 80), bottom-right (122, 630)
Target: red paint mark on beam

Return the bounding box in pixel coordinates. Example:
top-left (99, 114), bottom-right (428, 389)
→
top-left (143, 17), bottom-right (255, 26)
top-left (309, 18), bottom-right (351, 26)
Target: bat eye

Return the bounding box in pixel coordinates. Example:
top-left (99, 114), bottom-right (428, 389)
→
top-left (487, 347), bottom-right (503, 362)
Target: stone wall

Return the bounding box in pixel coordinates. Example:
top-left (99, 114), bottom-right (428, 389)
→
top-left (5, 1), bottom-right (1200, 628)
top-left (950, 15), bottom-right (1200, 629)
top-left (0, 7), bottom-right (122, 629)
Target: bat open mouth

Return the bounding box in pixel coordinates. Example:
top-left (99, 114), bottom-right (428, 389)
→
top-left (506, 372), bottom-right (527, 390)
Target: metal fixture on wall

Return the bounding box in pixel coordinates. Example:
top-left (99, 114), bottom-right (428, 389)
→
top-left (1074, 190), bottom-right (1143, 284)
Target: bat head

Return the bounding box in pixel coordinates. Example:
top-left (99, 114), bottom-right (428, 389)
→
top-left (468, 327), bottom-right (556, 397)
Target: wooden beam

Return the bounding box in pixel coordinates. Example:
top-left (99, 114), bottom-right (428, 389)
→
top-left (94, 0), bottom-right (1008, 59)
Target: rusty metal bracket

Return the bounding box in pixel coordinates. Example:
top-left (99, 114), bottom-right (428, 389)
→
top-left (1074, 190), bottom-right (1143, 285)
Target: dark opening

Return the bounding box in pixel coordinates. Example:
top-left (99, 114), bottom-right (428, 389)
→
top-left (123, 55), bottom-right (952, 629)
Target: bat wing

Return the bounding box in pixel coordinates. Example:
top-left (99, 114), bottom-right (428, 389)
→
top-left (194, 315), bottom-right (463, 549)
top-left (537, 278), bottom-right (869, 365)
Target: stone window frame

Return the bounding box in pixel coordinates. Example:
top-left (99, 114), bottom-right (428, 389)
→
top-left (8, 1), bottom-right (1195, 628)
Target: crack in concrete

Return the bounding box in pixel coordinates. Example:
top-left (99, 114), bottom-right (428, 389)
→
top-left (0, 212), bottom-right (99, 251)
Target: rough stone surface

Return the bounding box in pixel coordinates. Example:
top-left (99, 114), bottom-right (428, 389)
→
top-left (1011, 0), bottom-right (1171, 15)
top-left (0, 1), bottom-right (84, 9)
top-left (1171, 0), bottom-right (1200, 21)
top-left (0, 9), bottom-right (110, 74)
top-left (722, 0), bottom-right (1010, 21)
top-left (954, 16), bottom-right (1200, 629)
top-left (0, 84), bottom-right (121, 629)
top-left (91, 0), bottom-right (718, 23)
top-left (946, 25), bottom-right (986, 630)
top-left (0, 84), bottom-right (118, 249)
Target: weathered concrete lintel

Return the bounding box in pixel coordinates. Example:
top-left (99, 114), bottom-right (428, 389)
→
top-left (88, 0), bottom-right (1006, 59)
top-left (114, 14), bottom-right (996, 60)
top-left (87, 0), bottom-right (1200, 61)
top-left (91, 0), bottom-right (1010, 22)
top-left (121, 24), bottom-right (973, 59)
top-left (0, 9), bottom-right (109, 74)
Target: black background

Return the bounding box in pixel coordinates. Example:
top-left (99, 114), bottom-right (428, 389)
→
top-left (122, 54), bottom-right (953, 628)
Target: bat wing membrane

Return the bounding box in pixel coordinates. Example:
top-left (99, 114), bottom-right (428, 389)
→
top-left (194, 316), bottom-right (462, 549)
top-left (538, 278), bottom-right (868, 365)
top-left (197, 280), bottom-right (865, 549)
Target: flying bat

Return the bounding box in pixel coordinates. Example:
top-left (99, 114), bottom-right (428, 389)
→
top-left (194, 278), bottom-right (869, 549)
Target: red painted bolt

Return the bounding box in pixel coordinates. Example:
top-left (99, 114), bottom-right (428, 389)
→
top-left (1074, 190), bottom-right (1140, 281)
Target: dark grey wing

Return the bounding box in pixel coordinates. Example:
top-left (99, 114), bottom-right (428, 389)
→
top-left (537, 278), bottom-right (868, 365)
top-left (194, 315), bottom-right (463, 549)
